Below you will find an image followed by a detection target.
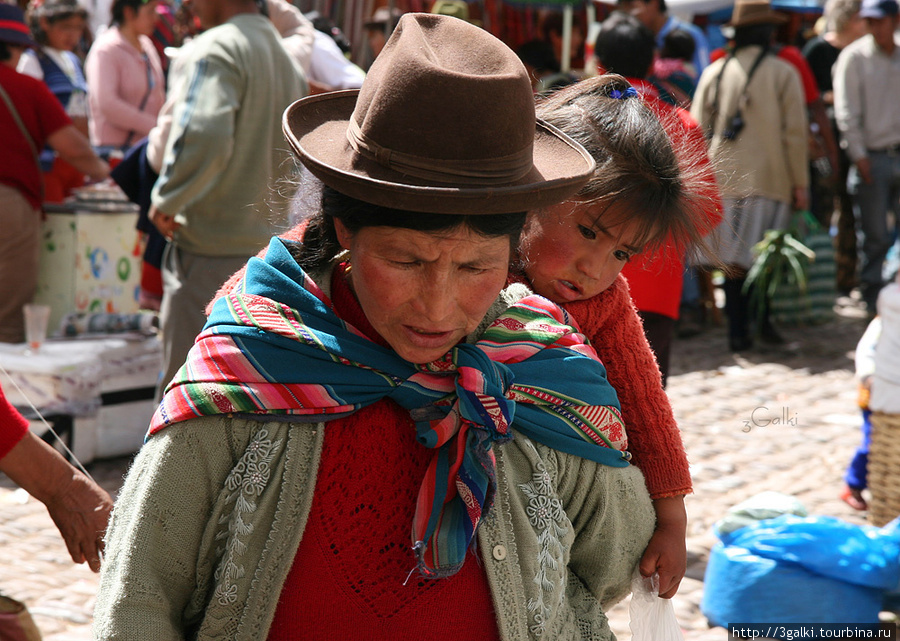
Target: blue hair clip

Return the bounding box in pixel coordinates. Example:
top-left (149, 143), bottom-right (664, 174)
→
top-left (609, 87), bottom-right (638, 100)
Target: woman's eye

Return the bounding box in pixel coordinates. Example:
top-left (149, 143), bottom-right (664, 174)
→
top-left (578, 225), bottom-right (596, 240)
top-left (614, 250), bottom-right (632, 262)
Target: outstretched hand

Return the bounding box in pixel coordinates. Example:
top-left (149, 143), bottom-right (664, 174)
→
top-left (44, 470), bottom-right (113, 572)
top-left (0, 432), bottom-right (113, 572)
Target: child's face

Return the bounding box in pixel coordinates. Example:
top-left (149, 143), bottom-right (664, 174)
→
top-left (519, 200), bottom-right (644, 304)
top-left (42, 16), bottom-right (86, 52)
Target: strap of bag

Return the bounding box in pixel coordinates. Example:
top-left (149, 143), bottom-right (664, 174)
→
top-left (123, 53), bottom-right (155, 151)
top-left (0, 82), bottom-right (45, 202)
top-left (710, 46), bottom-right (771, 139)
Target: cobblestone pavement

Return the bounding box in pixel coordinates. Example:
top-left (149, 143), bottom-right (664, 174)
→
top-left (0, 297), bottom-right (876, 640)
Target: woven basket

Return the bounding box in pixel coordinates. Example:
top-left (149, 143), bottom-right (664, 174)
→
top-left (867, 412), bottom-right (900, 527)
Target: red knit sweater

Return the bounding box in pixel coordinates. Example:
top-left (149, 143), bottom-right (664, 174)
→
top-left (562, 275), bottom-right (692, 498)
top-left (266, 266), bottom-right (500, 640)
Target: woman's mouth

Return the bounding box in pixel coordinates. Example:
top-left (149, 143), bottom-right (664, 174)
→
top-left (402, 325), bottom-right (456, 348)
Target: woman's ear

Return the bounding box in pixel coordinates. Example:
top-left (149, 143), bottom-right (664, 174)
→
top-left (333, 217), bottom-right (353, 251)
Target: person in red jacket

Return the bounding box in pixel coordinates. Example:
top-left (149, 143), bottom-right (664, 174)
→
top-left (577, 14), bottom-right (722, 385)
top-left (0, 4), bottom-right (109, 343)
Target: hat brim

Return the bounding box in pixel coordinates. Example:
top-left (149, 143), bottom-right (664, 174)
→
top-left (0, 31), bottom-right (37, 47)
top-left (726, 11), bottom-right (789, 27)
top-left (283, 90), bottom-right (595, 215)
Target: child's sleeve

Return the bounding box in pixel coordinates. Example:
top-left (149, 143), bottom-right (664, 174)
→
top-left (563, 276), bottom-right (692, 499)
top-left (855, 317), bottom-right (881, 381)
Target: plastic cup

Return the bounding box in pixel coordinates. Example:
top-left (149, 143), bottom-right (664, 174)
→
top-left (23, 303), bottom-right (51, 352)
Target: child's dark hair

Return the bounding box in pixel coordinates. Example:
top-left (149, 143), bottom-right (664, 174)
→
top-left (535, 74), bottom-right (719, 261)
top-left (0, 41), bottom-right (12, 62)
top-left (661, 28), bottom-right (695, 61)
top-left (594, 14), bottom-right (655, 79)
top-left (27, 0), bottom-right (87, 48)
top-left (293, 186), bottom-right (527, 273)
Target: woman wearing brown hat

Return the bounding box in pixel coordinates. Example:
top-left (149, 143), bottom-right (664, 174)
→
top-left (691, 0), bottom-right (810, 352)
top-left (94, 13), bottom-right (655, 640)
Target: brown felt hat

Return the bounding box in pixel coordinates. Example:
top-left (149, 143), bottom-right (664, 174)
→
top-left (726, 0), bottom-right (789, 27)
top-left (283, 13), bottom-right (595, 214)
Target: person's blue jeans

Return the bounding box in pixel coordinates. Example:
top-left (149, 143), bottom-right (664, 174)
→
top-left (845, 409), bottom-right (872, 490)
top-left (847, 150), bottom-right (900, 308)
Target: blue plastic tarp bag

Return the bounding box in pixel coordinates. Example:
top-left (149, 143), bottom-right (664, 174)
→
top-left (701, 515), bottom-right (900, 626)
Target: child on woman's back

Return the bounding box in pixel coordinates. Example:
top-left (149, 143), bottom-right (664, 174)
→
top-left (516, 74), bottom-right (720, 598)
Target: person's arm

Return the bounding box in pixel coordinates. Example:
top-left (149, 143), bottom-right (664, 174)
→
top-left (46, 124), bottom-right (110, 182)
top-left (639, 495), bottom-right (687, 598)
top-left (0, 430), bottom-right (112, 571)
top-left (833, 47), bottom-right (869, 178)
top-left (266, 0), bottom-right (315, 74)
top-left (810, 97), bottom-right (840, 179)
top-left (562, 278), bottom-right (690, 597)
top-left (151, 53), bottom-right (241, 226)
top-left (780, 66), bottom-right (810, 209)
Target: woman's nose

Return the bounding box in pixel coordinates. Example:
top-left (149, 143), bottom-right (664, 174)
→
top-left (414, 275), bottom-right (456, 321)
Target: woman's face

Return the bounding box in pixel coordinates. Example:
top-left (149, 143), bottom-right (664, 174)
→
top-left (126, 0), bottom-right (159, 37)
top-left (42, 15), bottom-right (85, 51)
top-left (519, 200), bottom-right (644, 304)
top-left (335, 220), bottom-right (512, 364)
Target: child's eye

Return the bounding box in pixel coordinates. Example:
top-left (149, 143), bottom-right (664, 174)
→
top-left (614, 250), bottom-right (632, 262)
top-left (578, 225), bottom-right (596, 240)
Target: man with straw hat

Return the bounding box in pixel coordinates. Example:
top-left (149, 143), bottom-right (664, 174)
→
top-left (691, 0), bottom-right (809, 352)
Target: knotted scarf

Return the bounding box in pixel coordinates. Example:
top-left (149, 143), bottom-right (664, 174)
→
top-left (150, 237), bottom-right (630, 577)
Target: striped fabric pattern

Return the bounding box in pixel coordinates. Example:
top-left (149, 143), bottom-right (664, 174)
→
top-left (150, 237), bottom-right (630, 577)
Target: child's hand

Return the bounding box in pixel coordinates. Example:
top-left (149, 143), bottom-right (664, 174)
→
top-left (639, 495), bottom-right (687, 599)
top-left (858, 376), bottom-right (872, 409)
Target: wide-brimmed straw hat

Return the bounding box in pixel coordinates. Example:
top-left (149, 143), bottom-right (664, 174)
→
top-left (283, 13), bottom-right (595, 215)
top-left (726, 0), bottom-right (789, 27)
top-left (0, 4), bottom-right (37, 48)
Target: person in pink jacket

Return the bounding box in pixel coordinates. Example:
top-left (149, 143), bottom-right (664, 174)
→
top-left (85, 0), bottom-right (165, 151)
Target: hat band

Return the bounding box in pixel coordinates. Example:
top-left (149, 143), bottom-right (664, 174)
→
top-left (346, 117), bottom-right (534, 186)
top-left (0, 19), bottom-right (31, 35)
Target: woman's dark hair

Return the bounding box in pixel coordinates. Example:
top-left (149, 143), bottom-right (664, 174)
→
top-left (594, 15), bottom-right (655, 79)
top-left (661, 28), bottom-right (695, 61)
top-left (293, 186), bottom-right (527, 273)
top-left (0, 41), bottom-right (11, 62)
top-left (111, 0), bottom-right (147, 26)
top-left (535, 74), bottom-right (719, 261)
top-left (733, 23), bottom-right (776, 49)
top-left (27, 0), bottom-right (88, 48)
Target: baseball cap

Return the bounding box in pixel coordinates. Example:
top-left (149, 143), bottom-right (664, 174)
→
top-left (859, 0), bottom-right (899, 19)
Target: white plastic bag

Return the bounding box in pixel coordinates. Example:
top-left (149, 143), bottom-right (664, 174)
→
top-left (628, 571), bottom-right (684, 641)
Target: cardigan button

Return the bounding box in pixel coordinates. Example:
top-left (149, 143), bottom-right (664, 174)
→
top-left (492, 544), bottom-right (507, 561)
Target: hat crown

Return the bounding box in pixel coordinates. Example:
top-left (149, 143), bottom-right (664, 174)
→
top-left (729, 0), bottom-right (788, 27)
top-left (350, 14), bottom-right (536, 180)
